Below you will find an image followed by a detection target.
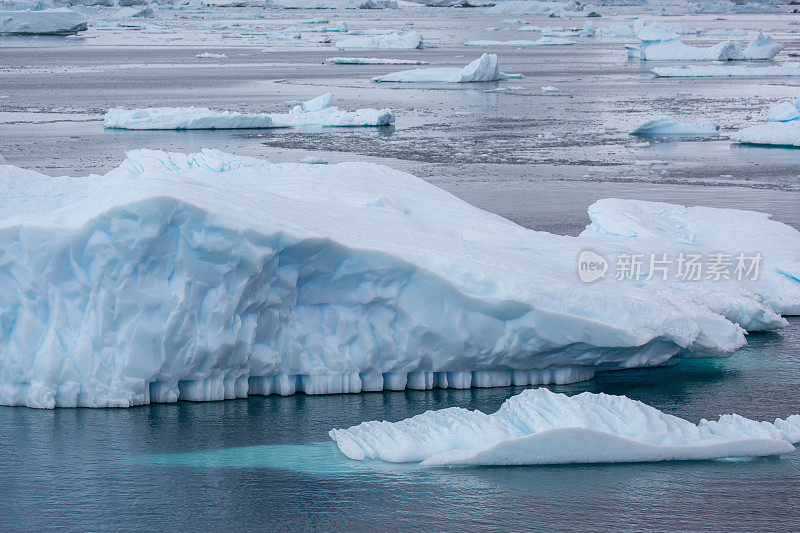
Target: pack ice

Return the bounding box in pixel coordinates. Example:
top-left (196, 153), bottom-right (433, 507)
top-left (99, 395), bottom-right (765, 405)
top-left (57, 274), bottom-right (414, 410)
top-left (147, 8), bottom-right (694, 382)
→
top-left (103, 94), bottom-right (394, 130)
top-left (631, 117), bottom-right (719, 136)
top-left (335, 31), bottom-right (423, 50)
top-left (731, 95), bottom-right (800, 147)
top-left (372, 54), bottom-right (519, 83)
top-left (0, 9), bottom-right (87, 35)
top-left (330, 388), bottom-right (800, 466)
top-left (1, 150), bottom-right (799, 408)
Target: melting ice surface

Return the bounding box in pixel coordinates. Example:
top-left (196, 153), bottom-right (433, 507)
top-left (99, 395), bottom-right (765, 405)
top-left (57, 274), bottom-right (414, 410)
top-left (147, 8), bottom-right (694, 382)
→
top-left (731, 95), bottom-right (800, 147)
top-left (0, 150), bottom-right (799, 408)
top-left (103, 94), bottom-right (394, 130)
top-left (330, 388), bottom-right (800, 466)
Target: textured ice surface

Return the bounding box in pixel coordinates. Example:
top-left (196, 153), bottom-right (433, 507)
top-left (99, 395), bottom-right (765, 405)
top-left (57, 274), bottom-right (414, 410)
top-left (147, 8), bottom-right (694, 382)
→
top-left (0, 150), bottom-right (799, 408)
top-left (732, 96), bottom-right (800, 147)
top-left (652, 65), bottom-right (800, 77)
top-left (326, 57), bottom-right (428, 65)
top-left (0, 9), bottom-right (87, 35)
top-left (637, 34), bottom-right (781, 61)
top-left (372, 54), bottom-right (515, 83)
top-left (330, 388), bottom-right (800, 465)
top-left (485, 1), bottom-right (592, 17)
top-left (631, 117), bottom-right (719, 136)
top-left (335, 31), bottom-right (422, 50)
top-left (103, 94), bottom-right (394, 130)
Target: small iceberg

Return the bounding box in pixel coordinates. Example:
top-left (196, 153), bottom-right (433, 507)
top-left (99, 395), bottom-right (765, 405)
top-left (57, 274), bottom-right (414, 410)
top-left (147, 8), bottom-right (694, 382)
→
top-left (631, 117), bottom-right (719, 137)
top-left (330, 388), bottom-right (800, 466)
top-left (103, 94), bottom-right (394, 130)
top-left (731, 95), bottom-right (800, 147)
top-left (465, 37), bottom-right (575, 46)
top-left (372, 54), bottom-right (520, 83)
top-left (196, 52), bottom-right (227, 59)
top-left (326, 57), bottom-right (428, 65)
top-left (0, 9), bottom-right (87, 35)
top-left (652, 64), bottom-right (800, 77)
top-left (631, 26), bottom-right (782, 62)
top-left (335, 31), bottom-right (423, 50)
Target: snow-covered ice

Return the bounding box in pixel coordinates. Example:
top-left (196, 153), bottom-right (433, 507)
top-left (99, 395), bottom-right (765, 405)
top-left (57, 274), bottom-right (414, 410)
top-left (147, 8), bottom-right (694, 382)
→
top-left (652, 65), bottom-right (800, 77)
top-left (465, 37), bottom-right (575, 46)
top-left (103, 94), bottom-right (394, 130)
top-left (485, 0), bottom-right (597, 18)
top-left (330, 388), bottom-right (800, 465)
top-left (326, 57), bottom-right (428, 65)
top-left (1, 150), bottom-right (799, 408)
top-left (195, 52), bottom-right (227, 59)
top-left (372, 54), bottom-right (518, 83)
top-left (0, 9), bottom-right (87, 35)
top-left (635, 33), bottom-right (782, 61)
top-left (335, 31), bottom-right (423, 50)
top-left (731, 95), bottom-right (800, 147)
top-left (631, 117), bottom-right (719, 136)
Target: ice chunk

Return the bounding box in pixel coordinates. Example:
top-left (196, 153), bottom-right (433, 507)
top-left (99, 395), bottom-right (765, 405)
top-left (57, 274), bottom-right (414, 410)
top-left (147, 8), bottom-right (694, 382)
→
top-left (372, 53), bottom-right (515, 83)
top-left (195, 52), bottom-right (227, 59)
top-left (465, 37), bottom-right (575, 46)
top-left (326, 57), bottom-right (428, 65)
top-left (652, 65), bottom-right (800, 77)
top-left (103, 96), bottom-right (394, 130)
top-left (541, 85), bottom-right (559, 93)
top-left (631, 117), bottom-right (719, 136)
top-left (640, 39), bottom-right (738, 61)
top-left (737, 32), bottom-right (783, 60)
top-left (335, 31), bottom-right (422, 50)
top-left (731, 95), bottom-right (800, 146)
top-left (329, 388), bottom-right (800, 465)
top-left (0, 9), bottom-right (87, 35)
top-left (0, 151), bottom-right (798, 407)
top-left (485, 0), bottom-right (594, 18)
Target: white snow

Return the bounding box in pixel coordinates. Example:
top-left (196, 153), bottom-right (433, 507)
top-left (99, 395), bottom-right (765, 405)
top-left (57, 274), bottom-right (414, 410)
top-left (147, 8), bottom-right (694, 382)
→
top-left (631, 117), bottom-right (719, 136)
top-left (372, 53), bottom-right (516, 83)
top-left (326, 57), bottom-right (429, 65)
top-left (335, 31), bottom-right (423, 50)
top-left (1, 150), bottom-right (799, 408)
top-left (465, 37), bottom-right (575, 46)
top-left (0, 9), bottom-right (87, 35)
top-left (103, 94), bottom-right (394, 130)
top-left (195, 52), bottom-right (227, 59)
top-left (731, 95), bottom-right (800, 147)
top-left (652, 65), bottom-right (800, 77)
top-left (330, 388), bottom-right (800, 465)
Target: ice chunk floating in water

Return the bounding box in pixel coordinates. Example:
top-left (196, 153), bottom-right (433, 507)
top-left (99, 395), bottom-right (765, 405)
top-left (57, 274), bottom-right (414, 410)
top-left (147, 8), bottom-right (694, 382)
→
top-left (372, 54), bottom-right (520, 83)
top-left (329, 388), bottom-right (800, 466)
top-left (631, 117), bottom-right (719, 137)
top-left (103, 94), bottom-right (394, 130)
top-left (0, 150), bottom-right (799, 407)
top-left (326, 57), bottom-right (428, 65)
top-left (731, 95), bottom-right (800, 147)
top-left (0, 9), bottom-right (87, 35)
top-left (335, 31), bottom-right (423, 50)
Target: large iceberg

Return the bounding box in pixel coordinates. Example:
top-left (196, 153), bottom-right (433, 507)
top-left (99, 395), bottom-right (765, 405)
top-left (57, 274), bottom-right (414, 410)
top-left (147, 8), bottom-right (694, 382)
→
top-left (335, 31), bottom-right (423, 50)
top-left (330, 388), bottom-right (800, 466)
top-left (0, 9), bottom-right (87, 35)
top-left (372, 54), bottom-right (518, 83)
top-left (103, 94), bottom-right (394, 130)
top-left (0, 150), bottom-right (799, 408)
top-left (631, 117), bottom-right (719, 136)
top-left (731, 95), bottom-right (800, 147)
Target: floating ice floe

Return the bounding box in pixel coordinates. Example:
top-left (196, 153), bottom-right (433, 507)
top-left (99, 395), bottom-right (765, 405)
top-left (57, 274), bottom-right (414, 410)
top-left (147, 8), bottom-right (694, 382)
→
top-left (731, 95), bottom-right (800, 147)
top-left (326, 57), bottom-right (428, 65)
top-left (1, 149), bottom-right (799, 408)
top-left (195, 52), bottom-right (227, 59)
top-left (652, 64), bottom-right (800, 77)
top-left (541, 85), bottom-right (559, 93)
top-left (633, 32), bottom-right (782, 61)
top-left (465, 37), bottom-right (575, 46)
top-left (330, 388), bottom-right (800, 466)
top-left (103, 94), bottom-right (394, 130)
top-left (485, 0), bottom-right (599, 18)
top-left (335, 31), bottom-right (423, 50)
top-left (0, 9), bottom-right (87, 35)
top-left (372, 54), bottom-right (521, 83)
top-left (631, 117), bottom-right (719, 136)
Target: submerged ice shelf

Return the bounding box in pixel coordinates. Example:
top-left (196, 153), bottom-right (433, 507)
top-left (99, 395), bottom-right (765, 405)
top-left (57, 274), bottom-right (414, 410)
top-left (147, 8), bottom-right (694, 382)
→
top-left (330, 388), bottom-right (800, 466)
top-left (0, 150), bottom-right (799, 408)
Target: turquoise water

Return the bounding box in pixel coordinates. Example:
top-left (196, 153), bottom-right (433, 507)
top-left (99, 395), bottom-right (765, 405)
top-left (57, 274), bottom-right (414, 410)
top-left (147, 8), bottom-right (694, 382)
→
top-left (1, 319), bottom-right (798, 531)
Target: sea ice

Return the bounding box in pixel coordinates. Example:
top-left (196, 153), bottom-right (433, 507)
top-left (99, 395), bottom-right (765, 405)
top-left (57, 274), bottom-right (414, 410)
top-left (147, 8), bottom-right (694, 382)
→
top-left (631, 117), bottom-right (719, 136)
top-left (652, 65), bottom-right (800, 77)
top-left (0, 151), bottom-right (798, 408)
top-left (103, 94), bottom-right (394, 130)
top-left (195, 52), bottom-right (227, 59)
top-left (465, 37), bottom-right (575, 46)
top-left (731, 95), bottom-right (800, 147)
top-left (335, 31), bottom-right (423, 50)
top-left (0, 9), bottom-right (87, 35)
top-left (330, 388), bottom-right (800, 465)
top-left (326, 57), bottom-right (429, 65)
top-left (485, 0), bottom-right (596, 18)
top-left (372, 54), bottom-right (517, 83)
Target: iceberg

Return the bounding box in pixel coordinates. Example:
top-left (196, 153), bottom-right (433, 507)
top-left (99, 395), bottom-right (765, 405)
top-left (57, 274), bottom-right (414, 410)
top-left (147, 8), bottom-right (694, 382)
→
top-left (372, 54), bottom-right (517, 83)
top-left (465, 37), bottom-right (575, 46)
top-left (652, 65), bottom-right (800, 77)
top-left (485, 0), bottom-right (597, 18)
top-left (335, 31), bottom-right (423, 50)
top-left (632, 28), bottom-right (782, 61)
top-left (731, 95), bottom-right (800, 147)
top-left (326, 57), bottom-right (428, 65)
top-left (631, 117), bottom-right (719, 136)
top-left (329, 388), bottom-right (800, 466)
top-left (103, 94), bottom-right (394, 130)
top-left (738, 33), bottom-right (784, 60)
top-left (0, 9), bottom-right (87, 35)
top-left (0, 150), bottom-right (799, 408)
